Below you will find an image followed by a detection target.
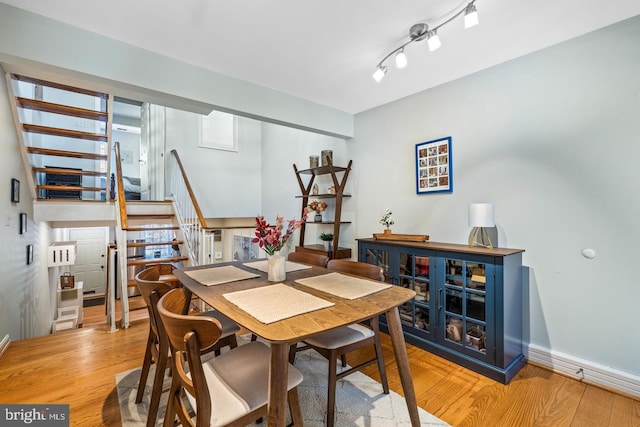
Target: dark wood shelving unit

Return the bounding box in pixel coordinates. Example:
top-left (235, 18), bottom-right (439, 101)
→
top-left (293, 159), bottom-right (352, 259)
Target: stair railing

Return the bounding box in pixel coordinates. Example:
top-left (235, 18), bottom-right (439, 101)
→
top-left (169, 149), bottom-right (209, 265)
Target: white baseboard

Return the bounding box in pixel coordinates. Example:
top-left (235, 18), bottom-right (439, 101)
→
top-left (0, 334), bottom-right (10, 359)
top-left (526, 343), bottom-right (640, 398)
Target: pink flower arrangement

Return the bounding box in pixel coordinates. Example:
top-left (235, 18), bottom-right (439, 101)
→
top-left (253, 209), bottom-right (309, 256)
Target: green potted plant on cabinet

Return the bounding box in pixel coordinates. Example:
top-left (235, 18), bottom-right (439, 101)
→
top-left (319, 232), bottom-right (334, 251)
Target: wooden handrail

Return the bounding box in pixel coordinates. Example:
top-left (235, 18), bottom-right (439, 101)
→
top-left (170, 149), bottom-right (207, 228)
top-left (114, 142), bottom-right (128, 230)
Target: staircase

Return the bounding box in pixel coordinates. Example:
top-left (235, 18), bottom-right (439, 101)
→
top-left (5, 72), bottom-right (194, 330)
top-left (5, 73), bottom-right (110, 201)
top-left (121, 200), bottom-right (188, 299)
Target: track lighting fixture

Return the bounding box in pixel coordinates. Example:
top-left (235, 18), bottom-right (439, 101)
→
top-left (372, 0), bottom-right (479, 82)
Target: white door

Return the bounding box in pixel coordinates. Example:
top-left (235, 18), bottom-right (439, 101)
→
top-left (68, 227), bottom-right (108, 296)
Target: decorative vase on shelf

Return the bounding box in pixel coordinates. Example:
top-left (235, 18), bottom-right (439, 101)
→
top-left (314, 213), bottom-right (322, 222)
top-left (384, 229), bottom-right (392, 236)
top-left (324, 240), bottom-right (333, 251)
top-left (267, 251), bottom-right (286, 282)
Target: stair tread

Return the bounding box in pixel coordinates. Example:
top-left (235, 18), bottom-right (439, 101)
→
top-left (12, 74), bottom-right (109, 99)
top-left (23, 124), bottom-right (108, 142)
top-left (35, 198), bottom-right (111, 203)
top-left (125, 226), bottom-right (180, 231)
top-left (28, 146), bottom-right (108, 160)
top-left (127, 256), bottom-right (188, 266)
top-left (127, 214), bottom-right (175, 218)
top-left (127, 241), bottom-right (183, 247)
top-left (16, 98), bottom-right (108, 121)
top-left (37, 184), bottom-right (105, 192)
top-left (33, 167), bottom-right (106, 177)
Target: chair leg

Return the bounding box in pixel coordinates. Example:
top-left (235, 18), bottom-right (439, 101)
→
top-left (288, 387), bottom-right (304, 426)
top-left (162, 375), bottom-right (179, 427)
top-left (146, 348), bottom-right (169, 427)
top-left (135, 329), bottom-right (155, 403)
top-left (340, 354), bottom-right (347, 367)
top-left (288, 344), bottom-right (297, 364)
top-left (326, 349), bottom-right (339, 427)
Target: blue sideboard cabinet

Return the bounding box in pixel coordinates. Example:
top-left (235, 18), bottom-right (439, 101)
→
top-left (357, 238), bottom-right (525, 383)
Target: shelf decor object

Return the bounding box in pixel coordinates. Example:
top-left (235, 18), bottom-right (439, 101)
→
top-left (373, 233), bottom-right (429, 242)
top-left (416, 136), bottom-right (453, 194)
top-left (11, 178), bottom-right (19, 203)
top-left (468, 203), bottom-right (495, 249)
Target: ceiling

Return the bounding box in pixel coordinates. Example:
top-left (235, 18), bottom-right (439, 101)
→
top-left (2, 0), bottom-right (640, 114)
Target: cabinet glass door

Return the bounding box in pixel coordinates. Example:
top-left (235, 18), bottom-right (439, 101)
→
top-left (440, 258), bottom-right (493, 361)
top-left (361, 246), bottom-right (390, 280)
top-left (397, 251), bottom-right (433, 339)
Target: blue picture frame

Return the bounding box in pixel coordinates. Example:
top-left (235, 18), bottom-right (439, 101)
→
top-left (415, 136), bottom-right (453, 194)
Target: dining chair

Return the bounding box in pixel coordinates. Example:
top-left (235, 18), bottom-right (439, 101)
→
top-left (287, 251), bottom-right (330, 267)
top-left (158, 288), bottom-right (304, 427)
top-left (134, 265), bottom-right (240, 427)
top-left (289, 259), bottom-right (389, 427)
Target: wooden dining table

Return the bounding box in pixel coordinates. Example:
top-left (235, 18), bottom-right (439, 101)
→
top-left (174, 261), bottom-right (421, 427)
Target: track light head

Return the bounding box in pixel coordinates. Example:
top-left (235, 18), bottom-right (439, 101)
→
top-left (395, 50), bottom-right (408, 69)
top-left (427, 30), bottom-right (441, 51)
top-left (464, 3), bottom-right (479, 28)
top-left (372, 66), bottom-right (387, 83)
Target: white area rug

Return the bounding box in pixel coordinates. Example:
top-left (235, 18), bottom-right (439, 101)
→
top-left (116, 335), bottom-right (449, 426)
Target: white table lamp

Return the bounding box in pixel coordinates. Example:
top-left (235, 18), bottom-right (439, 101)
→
top-left (468, 203), bottom-right (495, 248)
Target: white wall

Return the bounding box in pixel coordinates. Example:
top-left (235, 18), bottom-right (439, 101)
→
top-left (349, 16), bottom-right (640, 377)
top-left (164, 108), bottom-right (263, 218)
top-left (0, 76), bottom-right (52, 340)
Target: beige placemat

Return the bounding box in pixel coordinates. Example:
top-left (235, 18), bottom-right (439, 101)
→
top-left (295, 272), bottom-right (391, 300)
top-left (223, 283), bottom-right (334, 324)
top-left (243, 260), bottom-right (313, 273)
top-left (184, 265), bottom-right (260, 286)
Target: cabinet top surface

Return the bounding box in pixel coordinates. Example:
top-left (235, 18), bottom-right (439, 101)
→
top-left (357, 238), bottom-right (524, 256)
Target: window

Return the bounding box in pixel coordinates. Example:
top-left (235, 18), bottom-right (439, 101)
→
top-left (198, 110), bottom-right (238, 152)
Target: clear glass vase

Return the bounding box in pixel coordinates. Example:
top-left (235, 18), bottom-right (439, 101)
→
top-left (267, 251), bottom-right (286, 281)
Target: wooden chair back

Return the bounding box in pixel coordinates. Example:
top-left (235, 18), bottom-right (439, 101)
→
top-left (326, 259), bottom-right (384, 281)
top-left (287, 251), bottom-right (329, 267)
top-left (157, 288), bottom-right (224, 427)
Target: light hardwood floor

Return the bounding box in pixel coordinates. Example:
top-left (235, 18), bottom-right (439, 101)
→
top-left (0, 300), bottom-right (638, 427)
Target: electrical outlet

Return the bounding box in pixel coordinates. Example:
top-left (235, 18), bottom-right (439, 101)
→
top-left (214, 252), bottom-right (223, 260)
top-left (74, 119), bottom-right (88, 128)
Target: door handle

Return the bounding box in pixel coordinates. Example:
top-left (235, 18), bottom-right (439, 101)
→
top-left (437, 289), bottom-right (442, 310)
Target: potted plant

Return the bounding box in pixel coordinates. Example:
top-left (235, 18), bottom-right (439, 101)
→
top-left (379, 209), bottom-right (394, 235)
top-left (319, 232), bottom-right (334, 251)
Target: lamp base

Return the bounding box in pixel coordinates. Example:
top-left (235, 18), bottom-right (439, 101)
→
top-left (468, 227), bottom-right (493, 249)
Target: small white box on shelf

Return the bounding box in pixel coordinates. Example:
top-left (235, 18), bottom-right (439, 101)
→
top-left (48, 241), bottom-right (77, 266)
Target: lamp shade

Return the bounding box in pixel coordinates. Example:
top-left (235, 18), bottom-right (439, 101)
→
top-left (469, 203), bottom-right (495, 227)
